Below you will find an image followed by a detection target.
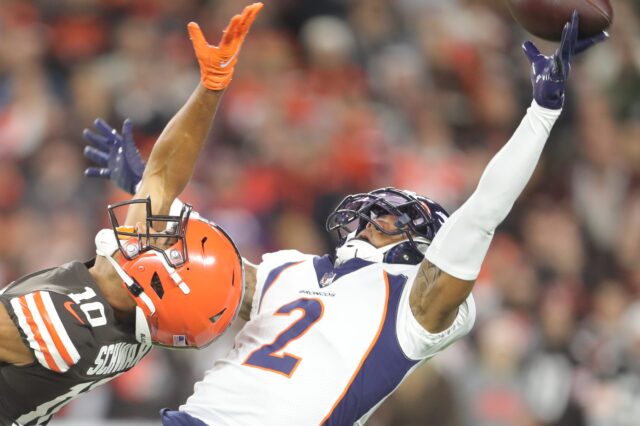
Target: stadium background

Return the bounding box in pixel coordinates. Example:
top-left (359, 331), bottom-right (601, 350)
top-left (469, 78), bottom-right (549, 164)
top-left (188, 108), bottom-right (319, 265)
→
top-left (1, 0), bottom-right (639, 425)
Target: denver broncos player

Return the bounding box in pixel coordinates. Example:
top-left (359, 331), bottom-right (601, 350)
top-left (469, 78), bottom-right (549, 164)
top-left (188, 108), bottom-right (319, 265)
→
top-left (83, 12), bottom-right (607, 426)
top-left (0, 4), bottom-right (262, 425)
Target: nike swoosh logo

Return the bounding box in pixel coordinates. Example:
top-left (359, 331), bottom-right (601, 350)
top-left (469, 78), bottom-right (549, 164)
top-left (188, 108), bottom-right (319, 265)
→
top-left (220, 51), bottom-right (239, 69)
top-left (64, 301), bottom-right (85, 324)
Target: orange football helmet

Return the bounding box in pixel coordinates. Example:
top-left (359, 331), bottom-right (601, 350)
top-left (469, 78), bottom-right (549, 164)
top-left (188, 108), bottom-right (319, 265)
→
top-left (106, 198), bottom-right (244, 348)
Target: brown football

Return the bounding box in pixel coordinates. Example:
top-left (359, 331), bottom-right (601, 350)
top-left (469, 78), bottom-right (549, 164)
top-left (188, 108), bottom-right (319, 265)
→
top-left (506, 0), bottom-right (613, 41)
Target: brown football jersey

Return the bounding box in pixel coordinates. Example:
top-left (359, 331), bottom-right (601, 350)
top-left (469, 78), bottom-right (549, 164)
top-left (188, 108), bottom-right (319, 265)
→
top-left (0, 260), bottom-right (151, 425)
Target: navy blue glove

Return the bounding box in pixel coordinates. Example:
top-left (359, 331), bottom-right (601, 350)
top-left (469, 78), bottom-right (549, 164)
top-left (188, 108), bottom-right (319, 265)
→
top-left (83, 118), bottom-right (145, 195)
top-left (522, 11), bottom-right (608, 109)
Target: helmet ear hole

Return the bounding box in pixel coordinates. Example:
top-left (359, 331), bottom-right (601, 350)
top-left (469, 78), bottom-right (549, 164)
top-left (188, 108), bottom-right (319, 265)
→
top-left (150, 272), bottom-right (165, 299)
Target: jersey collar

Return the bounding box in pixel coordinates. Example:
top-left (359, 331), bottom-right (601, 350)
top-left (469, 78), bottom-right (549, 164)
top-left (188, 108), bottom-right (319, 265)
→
top-left (313, 254), bottom-right (373, 287)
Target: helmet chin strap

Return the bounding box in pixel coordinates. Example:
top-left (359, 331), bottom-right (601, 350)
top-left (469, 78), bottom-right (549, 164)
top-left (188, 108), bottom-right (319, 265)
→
top-left (95, 229), bottom-right (157, 316)
top-left (334, 232), bottom-right (415, 266)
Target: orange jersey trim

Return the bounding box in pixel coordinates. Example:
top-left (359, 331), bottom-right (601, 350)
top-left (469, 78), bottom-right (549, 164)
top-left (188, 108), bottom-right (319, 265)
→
top-left (18, 296), bottom-right (60, 372)
top-left (34, 292), bottom-right (75, 367)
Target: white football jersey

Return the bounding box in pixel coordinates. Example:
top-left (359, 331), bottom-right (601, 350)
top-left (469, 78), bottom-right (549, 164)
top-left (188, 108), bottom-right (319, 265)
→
top-left (182, 250), bottom-right (475, 426)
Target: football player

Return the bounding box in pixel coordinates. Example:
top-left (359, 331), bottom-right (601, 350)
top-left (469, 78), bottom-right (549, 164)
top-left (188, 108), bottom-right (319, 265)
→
top-left (0, 4), bottom-right (262, 425)
top-left (83, 12), bottom-right (606, 426)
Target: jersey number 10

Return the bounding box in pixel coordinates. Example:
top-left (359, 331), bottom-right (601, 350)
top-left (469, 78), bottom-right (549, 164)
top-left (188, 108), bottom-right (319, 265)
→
top-left (69, 287), bottom-right (107, 328)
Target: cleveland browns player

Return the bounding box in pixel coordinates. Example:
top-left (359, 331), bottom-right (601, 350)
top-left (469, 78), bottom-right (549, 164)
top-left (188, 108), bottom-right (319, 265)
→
top-left (84, 12), bottom-right (606, 426)
top-left (0, 4), bottom-right (262, 425)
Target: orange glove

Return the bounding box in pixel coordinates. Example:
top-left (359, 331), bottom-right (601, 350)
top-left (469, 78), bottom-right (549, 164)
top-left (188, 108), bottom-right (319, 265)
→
top-left (187, 2), bottom-right (263, 91)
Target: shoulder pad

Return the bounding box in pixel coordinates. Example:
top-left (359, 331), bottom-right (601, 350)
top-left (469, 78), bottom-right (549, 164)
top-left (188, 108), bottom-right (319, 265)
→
top-left (261, 250), bottom-right (310, 266)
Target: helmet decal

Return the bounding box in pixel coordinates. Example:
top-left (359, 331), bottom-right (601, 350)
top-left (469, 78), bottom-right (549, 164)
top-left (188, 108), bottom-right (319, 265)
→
top-left (150, 272), bottom-right (164, 299)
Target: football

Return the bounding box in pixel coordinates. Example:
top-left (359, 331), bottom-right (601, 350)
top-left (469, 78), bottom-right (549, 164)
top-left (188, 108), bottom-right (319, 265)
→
top-left (506, 0), bottom-right (613, 41)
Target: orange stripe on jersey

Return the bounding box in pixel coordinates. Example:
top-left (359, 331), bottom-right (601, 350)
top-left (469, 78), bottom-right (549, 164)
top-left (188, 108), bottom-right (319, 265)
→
top-left (34, 292), bottom-right (74, 367)
top-left (320, 272), bottom-right (390, 424)
top-left (18, 296), bottom-right (60, 372)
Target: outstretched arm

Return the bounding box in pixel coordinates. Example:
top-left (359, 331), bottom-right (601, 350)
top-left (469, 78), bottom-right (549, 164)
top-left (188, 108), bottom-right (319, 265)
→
top-left (126, 87), bottom-right (221, 223)
top-left (82, 3), bottom-right (263, 201)
top-left (409, 12), bottom-right (608, 332)
top-left (124, 3), bottom-right (263, 225)
top-left (411, 102), bottom-right (562, 330)
top-left (0, 302), bottom-right (33, 364)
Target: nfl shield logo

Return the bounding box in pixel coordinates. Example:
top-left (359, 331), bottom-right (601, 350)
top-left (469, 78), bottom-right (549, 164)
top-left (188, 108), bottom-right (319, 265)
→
top-left (319, 272), bottom-right (336, 288)
top-left (173, 335), bottom-right (187, 346)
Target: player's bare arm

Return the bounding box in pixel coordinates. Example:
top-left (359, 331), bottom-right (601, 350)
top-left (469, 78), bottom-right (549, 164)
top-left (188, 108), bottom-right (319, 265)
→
top-left (124, 87), bottom-right (224, 226)
top-left (0, 302), bottom-right (33, 365)
top-left (239, 260), bottom-right (257, 321)
top-left (82, 1), bottom-right (262, 202)
top-left (126, 3), bottom-right (262, 226)
top-left (409, 261), bottom-right (473, 333)
top-left (408, 12), bottom-right (608, 334)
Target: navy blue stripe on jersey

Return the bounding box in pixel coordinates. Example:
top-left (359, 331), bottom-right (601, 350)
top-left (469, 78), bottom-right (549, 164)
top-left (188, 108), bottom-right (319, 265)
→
top-left (160, 409), bottom-right (208, 426)
top-left (258, 261), bottom-right (303, 312)
top-left (322, 272), bottom-right (418, 426)
top-left (312, 255), bottom-right (373, 288)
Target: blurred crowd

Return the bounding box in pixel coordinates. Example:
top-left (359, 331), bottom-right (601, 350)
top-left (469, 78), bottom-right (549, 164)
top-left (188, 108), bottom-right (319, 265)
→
top-left (1, 0), bottom-right (640, 425)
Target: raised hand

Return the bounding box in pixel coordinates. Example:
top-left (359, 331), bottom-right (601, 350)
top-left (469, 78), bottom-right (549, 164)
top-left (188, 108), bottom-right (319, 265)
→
top-left (522, 11), bottom-right (608, 109)
top-left (83, 118), bottom-right (145, 195)
top-left (188, 2), bottom-right (263, 91)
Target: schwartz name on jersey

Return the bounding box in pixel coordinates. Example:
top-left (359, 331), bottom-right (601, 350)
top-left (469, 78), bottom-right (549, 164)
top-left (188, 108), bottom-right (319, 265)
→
top-left (0, 260), bottom-right (151, 426)
top-left (182, 250), bottom-right (475, 426)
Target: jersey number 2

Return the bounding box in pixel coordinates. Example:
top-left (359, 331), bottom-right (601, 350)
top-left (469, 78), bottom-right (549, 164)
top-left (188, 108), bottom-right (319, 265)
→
top-left (243, 298), bottom-right (323, 377)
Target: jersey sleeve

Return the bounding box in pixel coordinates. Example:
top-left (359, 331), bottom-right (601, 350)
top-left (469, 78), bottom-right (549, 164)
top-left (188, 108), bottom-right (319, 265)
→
top-left (395, 277), bottom-right (476, 360)
top-left (250, 250), bottom-right (310, 319)
top-left (3, 291), bottom-right (91, 373)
